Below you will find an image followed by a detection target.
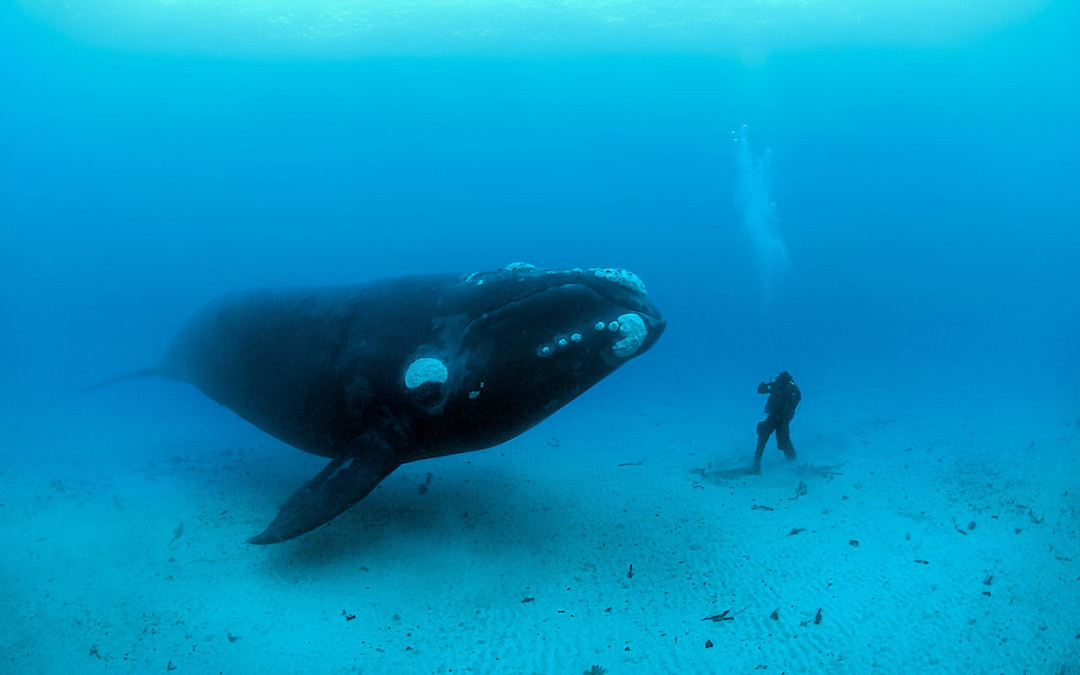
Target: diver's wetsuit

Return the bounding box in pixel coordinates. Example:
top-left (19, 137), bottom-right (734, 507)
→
top-left (752, 372), bottom-right (801, 472)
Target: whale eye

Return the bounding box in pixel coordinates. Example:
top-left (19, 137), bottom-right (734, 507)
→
top-left (404, 357), bottom-right (448, 389)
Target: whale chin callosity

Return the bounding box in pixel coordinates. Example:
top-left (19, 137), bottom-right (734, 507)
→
top-left (91, 263), bottom-right (665, 544)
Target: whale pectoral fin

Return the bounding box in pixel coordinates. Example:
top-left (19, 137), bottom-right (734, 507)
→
top-left (248, 439), bottom-right (401, 545)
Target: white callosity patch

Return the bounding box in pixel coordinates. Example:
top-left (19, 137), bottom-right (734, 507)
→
top-left (612, 313), bottom-right (647, 359)
top-left (404, 357), bottom-right (448, 389)
top-left (466, 262), bottom-right (533, 286)
top-left (503, 262), bottom-right (535, 271)
top-left (591, 268), bottom-right (647, 295)
top-left (539, 332), bottom-right (583, 359)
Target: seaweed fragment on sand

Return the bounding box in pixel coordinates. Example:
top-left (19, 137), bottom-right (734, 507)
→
top-left (701, 610), bottom-right (734, 622)
top-left (796, 462), bottom-right (848, 479)
top-left (167, 521), bottom-right (184, 547)
top-left (788, 481), bottom-right (808, 500)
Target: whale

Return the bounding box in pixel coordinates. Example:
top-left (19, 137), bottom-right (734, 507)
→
top-left (91, 263), bottom-right (665, 543)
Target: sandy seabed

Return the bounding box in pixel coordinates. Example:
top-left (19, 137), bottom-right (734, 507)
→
top-left (2, 391), bottom-right (1078, 675)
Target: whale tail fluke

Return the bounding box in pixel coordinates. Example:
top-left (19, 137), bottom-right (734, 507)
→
top-left (82, 367), bottom-right (165, 394)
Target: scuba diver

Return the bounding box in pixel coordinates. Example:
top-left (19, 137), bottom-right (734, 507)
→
top-left (750, 371), bottom-right (801, 474)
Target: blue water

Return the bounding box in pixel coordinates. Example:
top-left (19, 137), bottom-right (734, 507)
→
top-left (1, 2), bottom-right (1079, 672)
top-left (4, 2), bottom-right (1078, 423)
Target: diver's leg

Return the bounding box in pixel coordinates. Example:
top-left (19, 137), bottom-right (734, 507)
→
top-left (777, 421), bottom-right (796, 460)
top-left (751, 419), bottom-right (773, 473)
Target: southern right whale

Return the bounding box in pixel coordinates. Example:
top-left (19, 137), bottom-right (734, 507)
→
top-left (91, 263), bottom-right (666, 543)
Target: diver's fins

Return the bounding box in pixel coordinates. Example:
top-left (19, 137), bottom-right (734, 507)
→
top-left (248, 437), bottom-right (401, 545)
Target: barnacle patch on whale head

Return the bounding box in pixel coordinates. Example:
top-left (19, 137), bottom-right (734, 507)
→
top-left (404, 357), bottom-right (448, 389)
top-left (591, 268), bottom-right (647, 295)
top-left (504, 262), bottom-right (536, 272)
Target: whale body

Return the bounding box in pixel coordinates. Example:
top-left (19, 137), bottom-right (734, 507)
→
top-left (97, 263), bottom-right (665, 543)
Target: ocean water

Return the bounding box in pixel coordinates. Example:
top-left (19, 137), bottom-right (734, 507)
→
top-left (2, 2), bottom-right (1079, 674)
